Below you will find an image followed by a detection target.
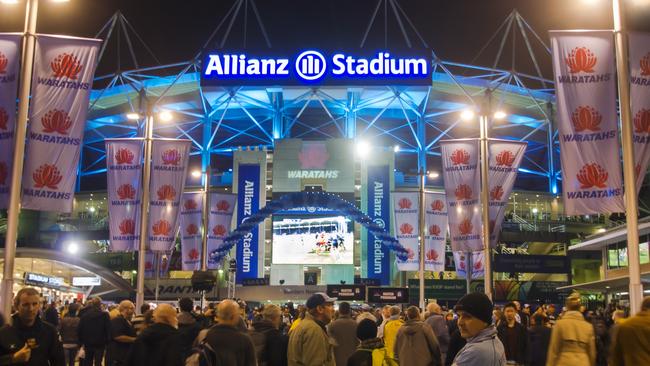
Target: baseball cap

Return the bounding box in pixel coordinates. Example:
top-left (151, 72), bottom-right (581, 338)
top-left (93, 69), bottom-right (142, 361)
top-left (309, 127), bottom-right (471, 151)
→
top-left (305, 292), bottom-right (337, 309)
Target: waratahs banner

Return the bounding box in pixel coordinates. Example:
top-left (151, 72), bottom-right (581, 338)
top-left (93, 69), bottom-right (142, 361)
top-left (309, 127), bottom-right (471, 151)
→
top-left (144, 251), bottom-right (172, 278)
top-left (441, 139), bottom-right (482, 252)
top-left (180, 192), bottom-right (203, 271)
top-left (424, 192), bottom-right (447, 272)
top-left (393, 191), bottom-right (419, 271)
top-left (550, 31), bottom-right (624, 215)
top-left (22, 35), bottom-right (102, 212)
top-left (148, 139), bottom-right (191, 251)
top-left (106, 139), bottom-right (144, 251)
top-left (0, 34), bottom-right (21, 209)
top-left (207, 192), bottom-right (236, 270)
top-left (488, 140), bottom-right (526, 247)
top-left (629, 32), bottom-right (650, 192)
top-left (366, 165), bottom-right (391, 284)
top-left (453, 251), bottom-right (484, 279)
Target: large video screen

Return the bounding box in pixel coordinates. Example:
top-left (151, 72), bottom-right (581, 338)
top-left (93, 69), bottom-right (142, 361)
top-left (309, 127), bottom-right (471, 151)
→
top-left (272, 215), bottom-right (354, 265)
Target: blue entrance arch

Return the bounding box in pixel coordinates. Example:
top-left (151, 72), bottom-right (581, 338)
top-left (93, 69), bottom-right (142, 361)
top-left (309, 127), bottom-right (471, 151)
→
top-left (208, 191), bottom-right (408, 264)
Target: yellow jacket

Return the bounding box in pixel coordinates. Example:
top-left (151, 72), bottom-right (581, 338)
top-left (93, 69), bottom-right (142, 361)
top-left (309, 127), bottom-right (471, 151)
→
top-left (382, 318), bottom-right (404, 359)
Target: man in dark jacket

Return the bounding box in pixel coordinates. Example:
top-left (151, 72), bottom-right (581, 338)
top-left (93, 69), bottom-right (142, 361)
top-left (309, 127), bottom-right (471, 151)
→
top-left (425, 302), bottom-right (450, 362)
top-left (176, 298), bottom-right (201, 362)
top-left (249, 304), bottom-right (288, 366)
top-left (109, 300), bottom-right (136, 366)
top-left (77, 297), bottom-right (111, 366)
top-left (497, 302), bottom-right (528, 365)
top-left (394, 306), bottom-right (442, 366)
top-left (205, 300), bottom-right (256, 366)
top-left (44, 302), bottom-right (59, 327)
top-left (0, 287), bottom-right (65, 365)
top-left (126, 304), bottom-right (183, 366)
top-left (328, 302), bottom-right (358, 366)
top-left (527, 313), bottom-right (550, 366)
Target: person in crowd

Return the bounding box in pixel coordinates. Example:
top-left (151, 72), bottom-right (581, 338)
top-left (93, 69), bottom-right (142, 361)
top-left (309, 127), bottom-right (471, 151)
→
top-left (44, 301), bottom-right (59, 327)
top-left (527, 313), bottom-right (551, 366)
top-left (546, 304), bottom-right (557, 327)
top-left (250, 304), bottom-right (288, 366)
top-left (108, 305), bottom-right (120, 320)
top-left (493, 308), bottom-right (504, 328)
top-left (328, 302), bottom-right (358, 366)
top-left (591, 313), bottom-right (610, 366)
top-left (356, 304), bottom-right (377, 324)
top-left (78, 297), bottom-right (111, 366)
top-left (382, 305), bottom-right (404, 360)
top-left (609, 296), bottom-right (650, 366)
top-left (288, 305), bottom-right (306, 335)
top-left (546, 293), bottom-right (596, 366)
top-left (126, 303), bottom-right (183, 366)
top-left (109, 300), bottom-right (136, 366)
top-left (131, 304), bottom-right (150, 335)
top-left (203, 299), bottom-right (257, 366)
top-left (373, 308), bottom-right (383, 327)
top-left (288, 293), bottom-right (336, 366)
top-left (425, 302), bottom-right (450, 362)
top-left (451, 292), bottom-right (506, 366)
top-left (347, 319), bottom-right (394, 366)
top-left (445, 327), bottom-right (466, 366)
top-left (177, 297), bottom-right (202, 361)
top-left (0, 288), bottom-right (65, 365)
top-left (377, 305), bottom-right (391, 339)
top-left (394, 306), bottom-right (442, 366)
top-left (513, 301), bottom-right (529, 328)
top-left (497, 302), bottom-right (528, 365)
top-left (59, 302), bottom-right (81, 366)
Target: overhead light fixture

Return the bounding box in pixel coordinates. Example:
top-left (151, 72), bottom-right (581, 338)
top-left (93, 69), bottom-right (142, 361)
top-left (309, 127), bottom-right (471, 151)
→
top-left (393, 145), bottom-right (400, 153)
top-left (494, 111), bottom-right (507, 120)
top-left (356, 140), bottom-right (370, 158)
top-left (428, 171), bottom-right (439, 179)
top-left (460, 110), bottom-right (475, 121)
top-left (191, 170), bottom-right (201, 178)
top-left (159, 111), bottom-right (173, 122)
top-left (126, 113), bottom-right (140, 120)
top-left (66, 242), bottom-right (79, 255)
top-left (0, 0), bottom-right (20, 4)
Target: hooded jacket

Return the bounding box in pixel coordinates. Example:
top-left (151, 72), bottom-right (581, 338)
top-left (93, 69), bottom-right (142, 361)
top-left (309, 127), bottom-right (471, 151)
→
top-left (382, 315), bottom-right (403, 359)
top-left (545, 311), bottom-right (596, 366)
top-left (394, 319), bottom-right (442, 366)
top-left (126, 322), bottom-right (183, 366)
top-left (177, 311), bottom-right (201, 361)
top-left (287, 313), bottom-right (335, 366)
top-left (451, 326), bottom-right (506, 366)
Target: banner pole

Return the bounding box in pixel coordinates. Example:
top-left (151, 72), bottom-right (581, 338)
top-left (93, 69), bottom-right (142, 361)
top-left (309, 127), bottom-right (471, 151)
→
top-left (135, 105), bottom-right (153, 313)
top-left (480, 114), bottom-right (493, 300)
top-left (201, 165), bottom-right (211, 271)
top-left (418, 172), bottom-right (426, 310)
top-left (1, 0), bottom-right (38, 316)
top-left (466, 252), bottom-right (472, 294)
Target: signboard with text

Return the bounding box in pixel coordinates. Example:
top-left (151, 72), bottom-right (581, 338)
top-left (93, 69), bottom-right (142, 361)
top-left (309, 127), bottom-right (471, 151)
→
top-left (326, 285), bottom-right (366, 301)
top-left (367, 287), bottom-right (409, 303)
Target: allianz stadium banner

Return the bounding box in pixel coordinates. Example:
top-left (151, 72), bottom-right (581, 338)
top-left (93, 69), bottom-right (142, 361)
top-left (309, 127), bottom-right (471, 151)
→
top-left (106, 139), bottom-right (144, 251)
top-left (22, 35), bottom-right (101, 212)
top-left (393, 191), bottom-right (419, 271)
top-left (0, 34), bottom-right (21, 209)
top-left (236, 164), bottom-right (262, 282)
top-left (441, 139), bottom-right (482, 252)
top-left (366, 165), bottom-right (391, 284)
top-left (180, 192), bottom-right (203, 271)
top-left (488, 140), bottom-right (526, 247)
top-left (629, 32), bottom-right (650, 192)
top-left (424, 192), bottom-right (447, 272)
top-left (148, 139), bottom-right (191, 251)
top-left (207, 192), bottom-right (236, 269)
top-left (550, 31), bottom-right (624, 215)
top-left (453, 251), bottom-right (484, 279)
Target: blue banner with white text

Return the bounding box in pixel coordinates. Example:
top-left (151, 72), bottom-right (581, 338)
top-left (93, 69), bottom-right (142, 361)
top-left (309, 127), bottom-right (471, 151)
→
top-left (236, 164), bottom-right (261, 283)
top-left (367, 165), bottom-right (391, 285)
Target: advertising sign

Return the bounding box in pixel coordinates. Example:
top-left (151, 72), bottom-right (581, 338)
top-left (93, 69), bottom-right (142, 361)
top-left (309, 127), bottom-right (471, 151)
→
top-left (393, 191), bottom-right (419, 271)
top-left (326, 285), bottom-right (366, 301)
top-left (207, 193), bottom-right (237, 269)
top-left (629, 32), bottom-right (650, 191)
top-left (180, 192), bottom-right (203, 271)
top-left (0, 33), bottom-right (21, 209)
top-left (366, 165), bottom-right (391, 284)
top-left (424, 192), bottom-right (447, 272)
top-left (72, 277), bottom-right (101, 286)
top-left (367, 287), bottom-right (409, 303)
top-left (236, 164), bottom-right (261, 282)
top-left (493, 254), bottom-right (570, 274)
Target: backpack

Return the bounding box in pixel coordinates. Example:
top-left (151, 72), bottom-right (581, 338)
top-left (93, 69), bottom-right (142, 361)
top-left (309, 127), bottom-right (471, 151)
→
top-left (185, 336), bottom-right (219, 366)
top-left (359, 347), bottom-right (399, 366)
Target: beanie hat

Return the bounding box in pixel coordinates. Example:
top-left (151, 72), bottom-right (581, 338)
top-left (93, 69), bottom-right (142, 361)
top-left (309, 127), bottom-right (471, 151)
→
top-left (454, 292), bottom-right (493, 325)
top-left (356, 318), bottom-right (378, 340)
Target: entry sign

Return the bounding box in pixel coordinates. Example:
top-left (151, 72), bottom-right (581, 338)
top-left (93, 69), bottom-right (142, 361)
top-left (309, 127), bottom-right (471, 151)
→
top-left (367, 287), bottom-right (409, 303)
top-left (72, 276), bottom-right (102, 286)
top-left (201, 49), bottom-right (431, 86)
top-left (326, 285), bottom-right (366, 301)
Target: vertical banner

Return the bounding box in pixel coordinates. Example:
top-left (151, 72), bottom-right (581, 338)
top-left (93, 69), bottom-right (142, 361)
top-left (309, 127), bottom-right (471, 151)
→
top-left (106, 139), bottom-right (144, 251)
top-left (236, 164), bottom-right (261, 282)
top-left (488, 140), bottom-right (526, 247)
top-left (0, 34), bottom-right (21, 209)
top-left (180, 192), bottom-right (203, 271)
top-left (22, 35), bottom-right (102, 212)
top-left (207, 193), bottom-right (236, 269)
top-left (550, 31), bottom-right (624, 215)
top-left (629, 32), bottom-right (650, 192)
top-left (392, 191), bottom-right (419, 271)
top-left (424, 192), bottom-right (447, 272)
top-left (453, 251), bottom-right (485, 279)
top-left (366, 165), bottom-right (391, 284)
top-left (441, 139), bottom-right (482, 252)
top-left (144, 251), bottom-right (155, 279)
top-left (148, 139), bottom-right (191, 251)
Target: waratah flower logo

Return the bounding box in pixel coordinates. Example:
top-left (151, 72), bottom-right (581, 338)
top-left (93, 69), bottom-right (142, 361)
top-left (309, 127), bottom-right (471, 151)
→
top-left (0, 52), bottom-right (7, 74)
top-left (186, 224), bottom-right (199, 236)
top-left (152, 220), bottom-right (172, 236)
top-left (119, 219), bottom-right (135, 235)
top-left (455, 184), bottom-right (473, 200)
top-left (184, 199), bottom-right (198, 211)
top-left (641, 52), bottom-right (650, 76)
top-left (450, 149), bottom-right (470, 165)
top-left (145, 261), bottom-right (153, 271)
top-left (298, 142), bottom-right (330, 169)
top-left (495, 150), bottom-right (515, 167)
top-left (0, 162), bottom-right (8, 186)
top-left (0, 108), bottom-right (8, 130)
top-left (577, 163), bottom-right (608, 189)
top-left (115, 148), bottom-right (134, 165)
top-left (572, 106), bottom-right (602, 132)
top-left (117, 184), bottom-right (136, 200)
top-left (41, 110), bottom-right (72, 135)
top-left (213, 224), bottom-right (227, 236)
top-left (157, 185), bottom-right (176, 201)
top-left (429, 224), bottom-right (441, 236)
top-left (188, 248), bottom-right (199, 260)
top-left (215, 200), bottom-right (230, 212)
top-left (636, 163), bottom-right (643, 178)
top-left (33, 164), bottom-right (62, 189)
top-left (426, 249), bottom-right (439, 261)
top-left (399, 223), bottom-right (414, 235)
top-left (431, 199), bottom-right (444, 211)
top-left (161, 149), bottom-right (181, 165)
top-left (459, 218), bottom-right (473, 235)
top-left (458, 255), bottom-right (466, 270)
top-left (634, 109), bottom-right (650, 134)
top-left (398, 198), bottom-right (412, 209)
top-left (51, 53), bottom-right (82, 79)
top-left (406, 247), bottom-right (415, 259)
top-left (490, 185), bottom-right (504, 201)
top-left (474, 259), bottom-right (483, 271)
top-left (565, 47), bottom-right (597, 73)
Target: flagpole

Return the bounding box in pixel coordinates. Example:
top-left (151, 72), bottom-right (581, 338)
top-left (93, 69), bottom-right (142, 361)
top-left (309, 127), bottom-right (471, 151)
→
top-left (135, 105), bottom-right (153, 313)
top-left (479, 113), bottom-right (493, 300)
top-left (418, 171), bottom-right (426, 310)
top-left (201, 165), bottom-right (211, 271)
top-left (1, 0), bottom-right (38, 316)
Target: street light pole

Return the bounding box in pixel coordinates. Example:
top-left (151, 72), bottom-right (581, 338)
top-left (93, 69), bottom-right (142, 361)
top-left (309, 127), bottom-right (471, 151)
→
top-left (479, 114), bottom-right (493, 300)
top-left (1, 0), bottom-right (39, 316)
top-left (418, 170), bottom-right (426, 310)
top-left (135, 105), bottom-right (153, 312)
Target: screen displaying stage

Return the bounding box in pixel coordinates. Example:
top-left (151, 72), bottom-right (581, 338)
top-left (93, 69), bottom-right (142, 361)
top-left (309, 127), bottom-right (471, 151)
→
top-left (272, 215), bottom-right (354, 265)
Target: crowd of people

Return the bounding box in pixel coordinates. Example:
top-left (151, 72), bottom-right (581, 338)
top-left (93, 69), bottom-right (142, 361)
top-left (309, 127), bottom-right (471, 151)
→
top-left (0, 287), bottom-right (648, 365)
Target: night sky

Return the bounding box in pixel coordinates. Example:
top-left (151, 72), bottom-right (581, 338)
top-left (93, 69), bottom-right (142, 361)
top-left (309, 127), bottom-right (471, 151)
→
top-left (2, 0), bottom-right (650, 77)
